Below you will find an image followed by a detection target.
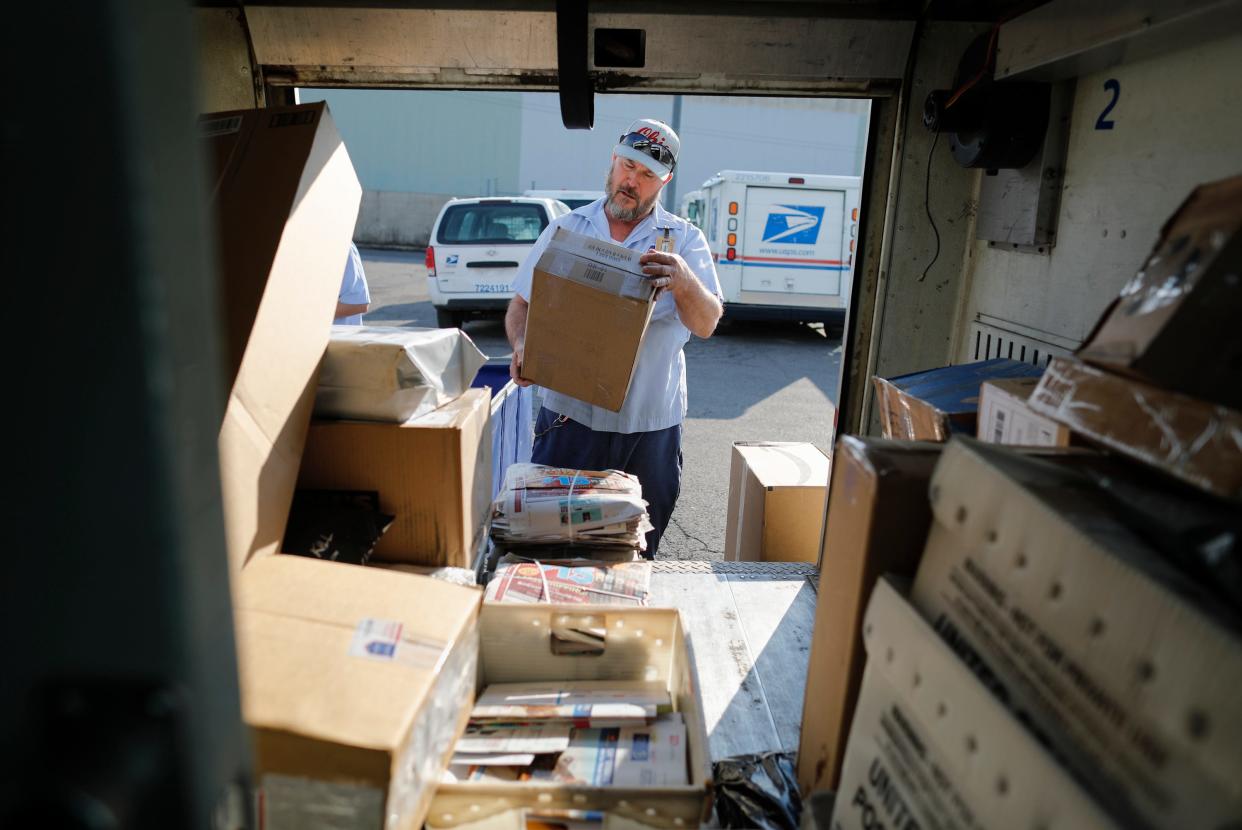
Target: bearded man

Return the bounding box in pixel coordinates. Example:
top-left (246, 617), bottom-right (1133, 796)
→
top-left (505, 118), bottom-right (723, 559)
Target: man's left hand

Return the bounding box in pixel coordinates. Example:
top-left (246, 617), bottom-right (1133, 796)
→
top-left (639, 251), bottom-right (695, 296)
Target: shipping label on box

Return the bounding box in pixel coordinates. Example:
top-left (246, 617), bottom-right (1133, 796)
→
top-left (976, 376), bottom-right (1069, 446)
top-left (832, 579), bottom-right (1117, 830)
top-left (911, 438), bottom-right (1242, 829)
top-left (522, 228), bottom-right (656, 413)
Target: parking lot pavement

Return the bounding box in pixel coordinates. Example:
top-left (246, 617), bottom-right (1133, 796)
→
top-left (359, 247), bottom-right (842, 561)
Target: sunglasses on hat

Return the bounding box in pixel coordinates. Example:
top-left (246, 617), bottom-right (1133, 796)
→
top-left (618, 132), bottom-right (676, 172)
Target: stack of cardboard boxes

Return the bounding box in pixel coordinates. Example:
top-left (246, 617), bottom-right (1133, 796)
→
top-left (206, 101), bottom-right (490, 828)
top-left (801, 175), bottom-right (1242, 829)
top-left (207, 103), bottom-right (710, 830)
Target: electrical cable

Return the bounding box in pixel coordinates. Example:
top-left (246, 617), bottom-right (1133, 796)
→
top-left (918, 128), bottom-right (941, 282)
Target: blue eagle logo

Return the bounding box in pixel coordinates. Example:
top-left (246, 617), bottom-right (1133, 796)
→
top-left (762, 205), bottom-right (824, 244)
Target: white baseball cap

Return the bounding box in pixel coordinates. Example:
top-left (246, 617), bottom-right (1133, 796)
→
top-left (614, 118), bottom-right (680, 180)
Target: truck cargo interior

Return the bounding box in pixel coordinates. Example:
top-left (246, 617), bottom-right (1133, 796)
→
top-left (6, 1), bottom-right (1240, 827)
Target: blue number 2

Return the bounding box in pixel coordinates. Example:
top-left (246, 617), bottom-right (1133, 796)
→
top-left (1096, 79), bottom-right (1120, 130)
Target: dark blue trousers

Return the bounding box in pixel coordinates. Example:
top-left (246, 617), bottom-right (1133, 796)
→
top-left (531, 407), bottom-right (682, 559)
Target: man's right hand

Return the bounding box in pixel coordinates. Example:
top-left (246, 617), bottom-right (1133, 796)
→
top-left (510, 344), bottom-right (533, 387)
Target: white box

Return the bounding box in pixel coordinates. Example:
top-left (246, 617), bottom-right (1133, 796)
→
top-left (912, 438), bottom-right (1242, 828)
top-left (426, 604), bottom-right (712, 830)
top-left (832, 578), bottom-right (1117, 830)
top-left (976, 376), bottom-right (1069, 446)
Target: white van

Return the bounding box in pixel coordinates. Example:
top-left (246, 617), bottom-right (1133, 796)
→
top-left (700, 170), bottom-right (862, 326)
top-left (678, 189), bottom-right (706, 230)
top-left (426, 196), bottom-right (571, 328)
top-left (522, 189), bottom-right (605, 210)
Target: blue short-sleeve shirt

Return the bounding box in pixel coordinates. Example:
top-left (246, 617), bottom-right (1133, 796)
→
top-left (334, 243), bottom-right (371, 325)
top-left (512, 198), bottom-right (722, 434)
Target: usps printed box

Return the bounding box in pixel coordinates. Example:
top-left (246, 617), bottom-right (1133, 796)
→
top-left (832, 578), bottom-right (1117, 830)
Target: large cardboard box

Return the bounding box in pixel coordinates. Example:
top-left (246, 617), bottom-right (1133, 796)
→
top-left (723, 442), bottom-right (831, 562)
top-left (832, 578), bottom-right (1119, 830)
top-left (912, 438), bottom-right (1242, 828)
top-left (1029, 355), bottom-right (1242, 501)
top-left (797, 437), bottom-right (942, 795)
top-left (523, 227), bottom-right (657, 412)
top-left (976, 376), bottom-right (1070, 446)
top-left (234, 555), bottom-right (481, 830)
top-left (427, 603), bottom-right (713, 830)
top-left (297, 388), bottom-right (493, 568)
top-left (872, 359), bottom-right (1043, 441)
top-left (1077, 174), bottom-right (1242, 410)
top-left (204, 103), bottom-right (362, 575)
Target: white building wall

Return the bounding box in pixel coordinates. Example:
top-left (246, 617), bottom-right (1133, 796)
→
top-left (297, 87), bottom-right (871, 246)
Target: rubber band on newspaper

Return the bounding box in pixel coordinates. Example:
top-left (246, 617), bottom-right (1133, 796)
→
top-left (566, 470), bottom-right (579, 545)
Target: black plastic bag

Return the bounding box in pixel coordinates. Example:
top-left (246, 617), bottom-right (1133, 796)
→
top-left (713, 751), bottom-right (801, 830)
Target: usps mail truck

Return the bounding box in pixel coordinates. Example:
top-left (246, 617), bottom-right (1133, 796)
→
top-left (700, 170), bottom-right (861, 325)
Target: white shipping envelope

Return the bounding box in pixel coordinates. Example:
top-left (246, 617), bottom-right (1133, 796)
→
top-left (456, 724), bottom-right (572, 755)
top-left (471, 681), bottom-right (669, 723)
top-left (555, 716), bottom-right (687, 787)
top-left (449, 752), bottom-right (536, 767)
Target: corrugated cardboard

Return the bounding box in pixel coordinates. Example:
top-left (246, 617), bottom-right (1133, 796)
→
top-left (297, 388), bottom-right (493, 568)
top-left (797, 437), bottom-right (942, 796)
top-left (723, 442), bottom-right (830, 562)
top-left (427, 603), bottom-right (712, 830)
top-left (976, 376), bottom-right (1070, 446)
top-left (872, 358), bottom-right (1043, 441)
top-left (206, 103), bottom-right (362, 575)
top-left (522, 227), bottom-right (656, 412)
top-left (1030, 355), bottom-right (1242, 501)
top-left (831, 578), bottom-right (1119, 830)
top-left (234, 555), bottom-right (481, 830)
top-left (1077, 174), bottom-right (1242, 410)
top-left (314, 325), bottom-right (488, 423)
top-left (912, 438), bottom-right (1242, 828)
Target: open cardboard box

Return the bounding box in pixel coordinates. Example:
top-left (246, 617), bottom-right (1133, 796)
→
top-left (427, 603), bottom-right (713, 830)
top-left (297, 388), bottom-right (494, 568)
top-left (235, 555), bottom-right (482, 830)
top-left (204, 101), bottom-right (363, 577)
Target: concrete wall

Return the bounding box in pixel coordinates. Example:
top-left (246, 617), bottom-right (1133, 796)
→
top-left (352, 190), bottom-right (451, 249)
top-left (954, 33), bottom-right (1242, 362)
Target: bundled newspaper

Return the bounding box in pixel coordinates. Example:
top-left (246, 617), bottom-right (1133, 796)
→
top-left (490, 465), bottom-right (653, 552)
top-left (443, 681), bottom-right (687, 787)
top-left (485, 554), bottom-right (651, 605)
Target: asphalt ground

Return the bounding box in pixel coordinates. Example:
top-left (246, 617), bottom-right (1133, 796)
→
top-left (360, 247), bottom-right (842, 561)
